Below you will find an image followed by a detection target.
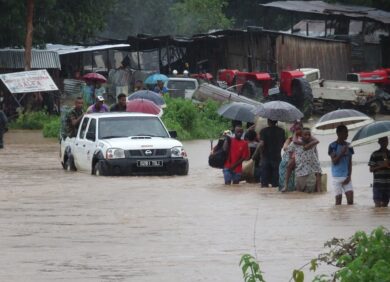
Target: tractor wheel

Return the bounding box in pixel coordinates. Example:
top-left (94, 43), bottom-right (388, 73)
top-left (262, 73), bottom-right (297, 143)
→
top-left (291, 78), bottom-right (313, 120)
top-left (240, 81), bottom-right (262, 100)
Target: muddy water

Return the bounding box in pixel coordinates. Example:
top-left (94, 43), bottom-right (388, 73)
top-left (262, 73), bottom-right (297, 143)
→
top-left (0, 129), bottom-right (389, 282)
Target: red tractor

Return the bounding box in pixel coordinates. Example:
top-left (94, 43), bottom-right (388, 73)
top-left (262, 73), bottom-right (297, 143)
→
top-left (217, 69), bottom-right (314, 118)
top-left (347, 68), bottom-right (390, 92)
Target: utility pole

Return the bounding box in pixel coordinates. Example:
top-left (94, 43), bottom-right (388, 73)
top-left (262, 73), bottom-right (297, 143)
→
top-left (24, 0), bottom-right (34, 71)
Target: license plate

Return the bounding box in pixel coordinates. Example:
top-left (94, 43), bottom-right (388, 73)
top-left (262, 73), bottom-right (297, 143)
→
top-left (137, 160), bottom-right (163, 167)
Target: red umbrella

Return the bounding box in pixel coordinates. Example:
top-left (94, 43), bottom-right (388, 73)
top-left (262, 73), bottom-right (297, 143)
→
top-left (82, 72), bottom-right (107, 83)
top-left (126, 99), bottom-right (163, 116)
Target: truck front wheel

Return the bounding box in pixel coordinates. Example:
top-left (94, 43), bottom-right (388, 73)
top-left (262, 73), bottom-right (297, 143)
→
top-left (94, 161), bottom-right (108, 176)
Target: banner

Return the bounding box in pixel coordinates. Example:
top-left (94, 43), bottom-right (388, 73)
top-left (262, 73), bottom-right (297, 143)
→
top-left (0, 69), bottom-right (58, 94)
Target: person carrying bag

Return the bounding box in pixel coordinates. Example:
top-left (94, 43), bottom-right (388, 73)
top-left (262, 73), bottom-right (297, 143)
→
top-left (242, 141), bottom-right (263, 183)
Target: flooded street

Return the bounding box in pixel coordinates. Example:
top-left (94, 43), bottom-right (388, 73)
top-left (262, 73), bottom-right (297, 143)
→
top-left (1, 129), bottom-right (389, 282)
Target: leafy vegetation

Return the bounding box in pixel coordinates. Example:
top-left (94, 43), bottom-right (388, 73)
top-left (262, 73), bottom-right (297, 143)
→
top-left (10, 111), bottom-right (52, 130)
top-left (9, 111), bottom-right (60, 138)
top-left (241, 226), bottom-right (390, 282)
top-left (170, 0), bottom-right (233, 35)
top-left (0, 0), bottom-right (115, 47)
top-left (240, 254), bottom-right (266, 282)
top-left (162, 96), bottom-right (230, 140)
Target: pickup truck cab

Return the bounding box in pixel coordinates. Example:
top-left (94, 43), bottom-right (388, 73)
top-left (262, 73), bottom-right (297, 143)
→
top-left (164, 77), bottom-right (199, 99)
top-left (60, 112), bottom-right (189, 176)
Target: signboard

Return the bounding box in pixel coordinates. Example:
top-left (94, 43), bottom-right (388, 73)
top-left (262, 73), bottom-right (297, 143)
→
top-left (0, 69), bottom-right (58, 94)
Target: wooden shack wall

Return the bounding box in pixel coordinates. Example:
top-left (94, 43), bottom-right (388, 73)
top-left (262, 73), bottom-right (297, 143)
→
top-left (275, 35), bottom-right (351, 79)
top-left (185, 31), bottom-right (352, 79)
top-left (223, 33), bottom-right (276, 73)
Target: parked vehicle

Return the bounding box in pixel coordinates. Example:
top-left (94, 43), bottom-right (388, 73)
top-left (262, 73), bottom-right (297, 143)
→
top-left (60, 112), bottom-right (189, 176)
top-left (347, 68), bottom-right (390, 93)
top-left (347, 68), bottom-right (390, 113)
top-left (217, 68), bottom-right (313, 118)
top-left (215, 68), bottom-right (390, 117)
top-left (164, 77), bottom-right (199, 99)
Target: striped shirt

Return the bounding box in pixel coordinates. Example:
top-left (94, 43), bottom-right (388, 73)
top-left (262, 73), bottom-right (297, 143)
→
top-left (369, 149), bottom-right (390, 189)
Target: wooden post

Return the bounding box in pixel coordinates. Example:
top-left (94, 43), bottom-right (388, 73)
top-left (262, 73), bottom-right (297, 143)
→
top-left (24, 0), bottom-right (34, 71)
top-left (325, 19), bottom-right (328, 37)
top-left (166, 38), bottom-right (171, 74)
top-left (306, 21), bottom-right (309, 36)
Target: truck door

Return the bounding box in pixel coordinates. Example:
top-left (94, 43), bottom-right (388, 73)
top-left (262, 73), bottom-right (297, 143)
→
top-left (77, 118), bottom-right (98, 172)
top-left (83, 118), bottom-right (97, 173)
top-left (73, 117), bottom-right (89, 171)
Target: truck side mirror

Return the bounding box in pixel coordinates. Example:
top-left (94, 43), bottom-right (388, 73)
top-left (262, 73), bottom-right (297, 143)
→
top-left (169, 130), bottom-right (177, 138)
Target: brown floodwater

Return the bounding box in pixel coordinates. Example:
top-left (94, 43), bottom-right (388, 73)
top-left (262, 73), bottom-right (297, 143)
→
top-left (0, 128), bottom-right (389, 282)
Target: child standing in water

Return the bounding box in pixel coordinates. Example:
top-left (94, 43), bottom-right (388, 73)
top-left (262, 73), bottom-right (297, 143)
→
top-left (328, 125), bottom-right (354, 205)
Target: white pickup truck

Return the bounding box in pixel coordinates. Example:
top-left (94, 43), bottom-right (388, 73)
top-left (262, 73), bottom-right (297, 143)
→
top-left (164, 77), bottom-right (199, 99)
top-left (60, 112), bottom-right (189, 176)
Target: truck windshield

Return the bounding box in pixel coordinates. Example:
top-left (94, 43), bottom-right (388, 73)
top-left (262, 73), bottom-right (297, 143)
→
top-left (98, 116), bottom-right (169, 139)
top-left (167, 80), bottom-right (196, 90)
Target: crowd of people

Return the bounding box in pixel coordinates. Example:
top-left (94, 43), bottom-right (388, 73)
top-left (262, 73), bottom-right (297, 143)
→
top-left (64, 94), bottom-right (128, 139)
top-left (213, 119), bottom-right (390, 207)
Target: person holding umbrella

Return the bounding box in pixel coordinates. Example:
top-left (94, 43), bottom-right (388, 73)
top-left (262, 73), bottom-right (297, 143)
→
top-left (81, 80), bottom-right (94, 106)
top-left (153, 80), bottom-right (169, 96)
top-left (328, 125), bottom-right (354, 205)
top-left (260, 119), bottom-right (286, 188)
top-left (368, 137), bottom-right (390, 207)
top-left (223, 126), bottom-right (250, 185)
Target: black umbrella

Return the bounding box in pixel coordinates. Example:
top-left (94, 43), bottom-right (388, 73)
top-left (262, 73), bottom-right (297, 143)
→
top-left (252, 101), bottom-right (303, 122)
top-left (217, 102), bottom-right (259, 122)
top-left (128, 90), bottom-right (166, 108)
top-left (351, 121), bottom-right (390, 147)
top-left (312, 109), bottom-right (373, 135)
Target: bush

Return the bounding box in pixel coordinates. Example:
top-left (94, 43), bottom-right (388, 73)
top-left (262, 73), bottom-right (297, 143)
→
top-left (241, 226), bottom-right (390, 282)
top-left (10, 110), bottom-right (53, 129)
top-left (43, 118), bottom-right (61, 138)
top-left (162, 96), bottom-right (230, 140)
top-left (10, 110), bottom-right (61, 138)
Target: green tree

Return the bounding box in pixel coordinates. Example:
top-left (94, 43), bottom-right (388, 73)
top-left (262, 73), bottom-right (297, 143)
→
top-left (101, 0), bottom-right (175, 39)
top-left (170, 0), bottom-right (233, 35)
top-left (0, 0), bottom-right (115, 47)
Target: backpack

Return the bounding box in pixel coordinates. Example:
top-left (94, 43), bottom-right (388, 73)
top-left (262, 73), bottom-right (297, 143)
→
top-left (208, 137), bottom-right (230, 169)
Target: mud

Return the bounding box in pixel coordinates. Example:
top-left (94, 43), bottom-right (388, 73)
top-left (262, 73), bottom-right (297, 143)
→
top-left (0, 128), bottom-right (389, 282)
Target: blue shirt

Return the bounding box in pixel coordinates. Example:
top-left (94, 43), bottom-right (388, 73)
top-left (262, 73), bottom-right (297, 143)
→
top-left (153, 86), bottom-right (168, 95)
top-left (328, 141), bottom-right (354, 177)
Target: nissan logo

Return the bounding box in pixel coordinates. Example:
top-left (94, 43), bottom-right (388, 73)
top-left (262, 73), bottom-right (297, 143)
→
top-left (144, 149), bottom-right (153, 156)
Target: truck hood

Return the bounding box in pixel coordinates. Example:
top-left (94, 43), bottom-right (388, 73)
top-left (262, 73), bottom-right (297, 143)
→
top-left (99, 137), bottom-right (183, 150)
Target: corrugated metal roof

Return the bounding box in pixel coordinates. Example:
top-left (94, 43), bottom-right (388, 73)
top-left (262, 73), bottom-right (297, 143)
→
top-left (45, 43), bottom-right (130, 55)
top-left (0, 49), bottom-right (61, 69)
top-left (261, 1), bottom-right (390, 24)
top-left (291, 20), bottom-right (388, 43)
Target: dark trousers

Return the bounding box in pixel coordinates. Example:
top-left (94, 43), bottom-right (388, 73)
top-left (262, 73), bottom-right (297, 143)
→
top-left (261, 159), bottom-right (280, 187)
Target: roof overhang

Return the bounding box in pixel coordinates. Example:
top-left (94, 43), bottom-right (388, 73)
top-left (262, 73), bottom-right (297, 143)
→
top-left (261, 1), bottom-right (390, 25)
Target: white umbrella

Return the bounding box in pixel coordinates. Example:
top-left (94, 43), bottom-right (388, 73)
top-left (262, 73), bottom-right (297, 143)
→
top-left (312, 109), bottom-right (374, 135)
top-left (351, 121), bottom-right (390, 147)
